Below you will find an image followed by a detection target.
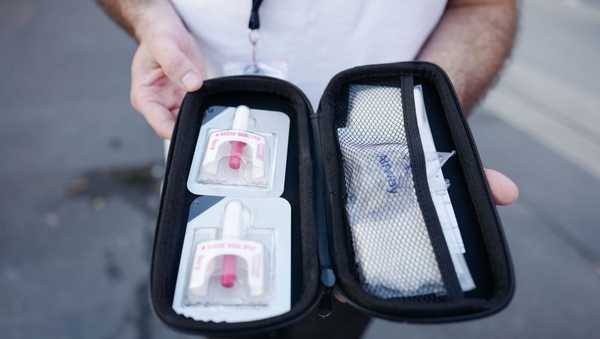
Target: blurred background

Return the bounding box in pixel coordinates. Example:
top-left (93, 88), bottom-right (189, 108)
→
top-left (1, 0), bottom-right (599, 338)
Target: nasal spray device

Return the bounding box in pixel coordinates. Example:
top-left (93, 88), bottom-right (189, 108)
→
top-left (199, 106), bottom-right (268, 186)
top-left (187, 104), bottom-right (289, 197)
top-left (173, 197), bottom-right (291, 322)
top-left (175, 102), bottom-right (292, 322)
top-left (228, 106), bottom-right (250, 170)
top-left (187, 200), bottom-right (265, 301)
top-left (218, 200), bottom-right (256, 290)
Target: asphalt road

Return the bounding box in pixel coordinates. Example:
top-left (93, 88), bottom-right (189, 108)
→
top-left (1, 1), bottom-right (599, 338)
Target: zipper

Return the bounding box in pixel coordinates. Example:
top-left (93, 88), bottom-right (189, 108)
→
top-left (310, 110), bottom-right (338, 318)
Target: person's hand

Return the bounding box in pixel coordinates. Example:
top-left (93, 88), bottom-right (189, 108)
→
top-left (485, 168), bottom-right (518, 205)
top-left (130, 18), bottom-right (204, 139)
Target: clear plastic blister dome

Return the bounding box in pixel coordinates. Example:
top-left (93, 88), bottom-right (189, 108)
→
top-left (187, 105), bottom-right (289, 198)
top-left (185, 200), bottom-right (274, 306)
top-left (172, 197), bottom-right (291, 323)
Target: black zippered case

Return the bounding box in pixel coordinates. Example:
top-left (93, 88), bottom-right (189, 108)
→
top-left (150, 62), bottom-right (515, 336)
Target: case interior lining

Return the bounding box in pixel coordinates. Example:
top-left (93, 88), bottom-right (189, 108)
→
top-left (317, 63), bottom-right (513, 320)
top-left (151, 77), bottom-right (321, 334)
top-left (400, 75), bottom-right (463, 299)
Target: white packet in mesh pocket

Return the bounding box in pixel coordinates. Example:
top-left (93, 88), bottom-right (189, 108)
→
top-left (337, 84), bottom-right (447, 298)
top-left (338, 84), bottom-right (475, 298)
top-left (337, 132), bottom-right (446, 298)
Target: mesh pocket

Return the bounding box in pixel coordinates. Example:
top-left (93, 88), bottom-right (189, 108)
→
top-left (336, 85), bottom-right (446, 299)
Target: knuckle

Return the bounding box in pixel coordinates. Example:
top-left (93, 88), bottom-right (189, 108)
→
top-left (175, 34), bottom-right (192, 53)
top-left (162, 53), bottom-right (186, 75)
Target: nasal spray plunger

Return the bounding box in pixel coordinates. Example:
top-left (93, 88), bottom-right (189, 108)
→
top-left (198, 106), bottom-right (267, 185)
top-left (187, 200), bottom-right (265, 300)
top-left (228, 106), bottom-right (250, 170)
top-left (220, 200), bottom-right (243, 288)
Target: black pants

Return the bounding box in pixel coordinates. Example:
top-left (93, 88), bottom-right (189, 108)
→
top-left (212, 301), bottom-right (371, 339)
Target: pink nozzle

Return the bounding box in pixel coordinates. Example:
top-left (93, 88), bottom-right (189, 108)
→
top-left (221, 255), bottom-right (237, 288)
top-left (229, 141), bottom-right (247, 169)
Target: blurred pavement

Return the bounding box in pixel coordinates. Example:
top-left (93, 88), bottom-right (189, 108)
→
top-left (1, 0), bottom-right (599, 338)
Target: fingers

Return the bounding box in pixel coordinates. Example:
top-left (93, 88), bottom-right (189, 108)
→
top-left (485, 168), bottom-right (519, 206)
top-left (130, 64), bottom-right (175, 138)
top-left (151, 36), bottom-right (204, 92)
top-left (136, 100), bottom-right (175, 139)
top-left (130, 45), bottom-right (186, 139)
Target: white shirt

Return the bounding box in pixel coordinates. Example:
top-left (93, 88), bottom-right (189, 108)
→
top-left (172, 0), bottom-right (447, 106)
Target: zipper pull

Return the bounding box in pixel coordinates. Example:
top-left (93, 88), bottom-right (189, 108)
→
top-left (320, 268), bottom-right (336, 287)
top-left (317, 288), bottom-right (333, 318)
top-left (317, 268), bottom-right (336, 318)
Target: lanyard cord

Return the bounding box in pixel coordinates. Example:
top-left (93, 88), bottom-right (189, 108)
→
top-left (248, 0), bottom-right (263, 70)
top-left (248, 0), bottom-right (264, 30)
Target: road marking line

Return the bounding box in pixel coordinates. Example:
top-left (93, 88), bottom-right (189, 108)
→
top-left (501, 61), bottom-right (600, 141)
top-left (483, 87), bottom-right (600, 179)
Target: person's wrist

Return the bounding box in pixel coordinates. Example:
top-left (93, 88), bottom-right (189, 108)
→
top-left (133, 1), bottom-right (185, 43)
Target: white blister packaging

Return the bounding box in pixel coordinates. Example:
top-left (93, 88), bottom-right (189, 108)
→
top-left (187, 105), bottom-right (290, 198)
top-left (173, 197), bottom-right (291, 323)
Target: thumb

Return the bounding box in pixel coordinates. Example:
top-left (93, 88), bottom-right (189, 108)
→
top-left (485, 168), bottom-right (519, 206)
top-left (151, 37), bottom-right (204, 92)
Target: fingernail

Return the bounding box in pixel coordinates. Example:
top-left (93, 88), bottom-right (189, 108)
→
top-left (182, 72), bottom-right (202, 91)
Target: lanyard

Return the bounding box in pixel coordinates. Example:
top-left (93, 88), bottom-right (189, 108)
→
top-left (248, 0), bottom-right (263, 30)
top-left (248, 0), bottom-right (264, 72)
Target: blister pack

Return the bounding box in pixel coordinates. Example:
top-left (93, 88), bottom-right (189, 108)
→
top-left (173, 198), bottom-right (291, 323)
top-left (187, 105), bottom-right (289, 197)
top-left (170, 104), bottom-right (292, 324)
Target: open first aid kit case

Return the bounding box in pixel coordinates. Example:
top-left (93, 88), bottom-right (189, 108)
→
top-left (151, 62), bottom-right (515, 336)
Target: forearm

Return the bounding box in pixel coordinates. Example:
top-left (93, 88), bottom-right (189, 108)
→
top-left (96, 0), bottom-right (183, 41)
top-left (417, 0), bottom-right (518, 115)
